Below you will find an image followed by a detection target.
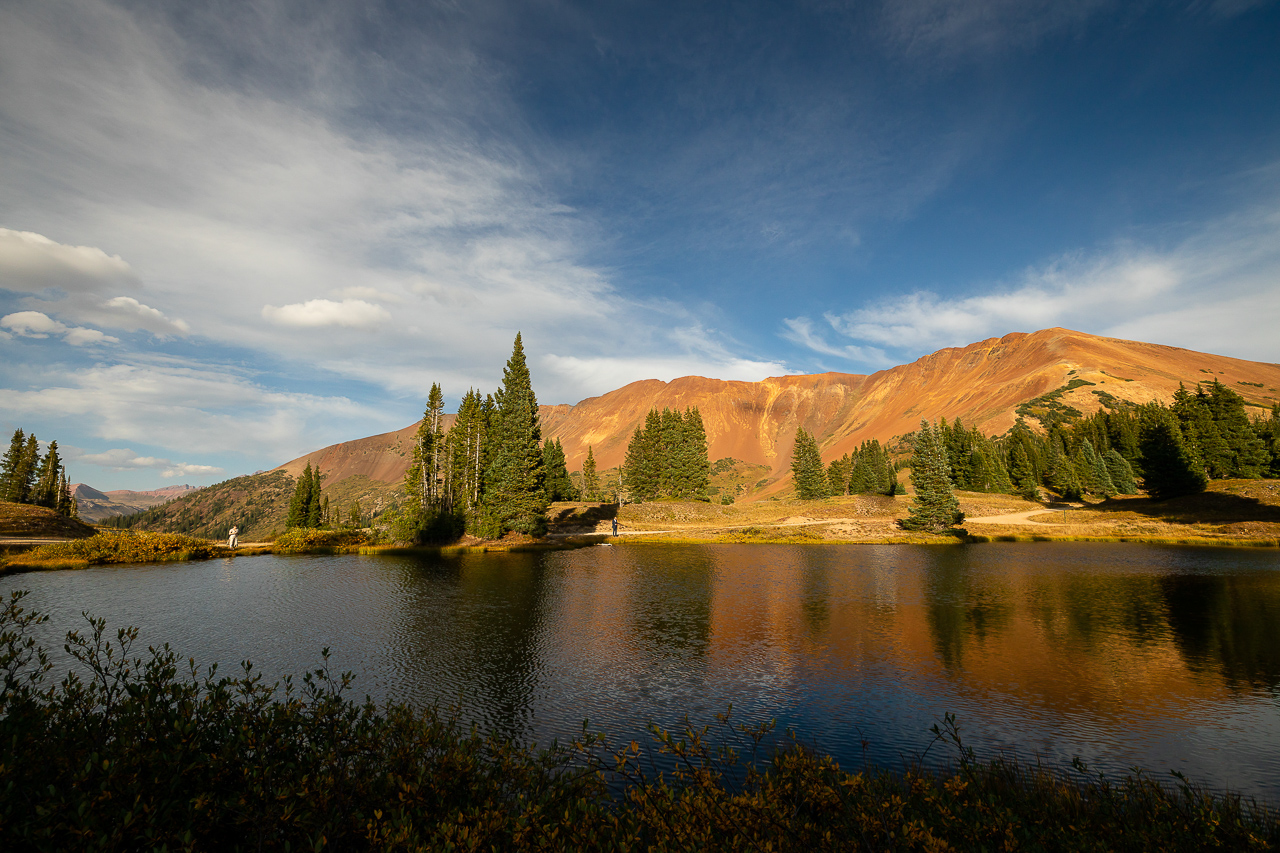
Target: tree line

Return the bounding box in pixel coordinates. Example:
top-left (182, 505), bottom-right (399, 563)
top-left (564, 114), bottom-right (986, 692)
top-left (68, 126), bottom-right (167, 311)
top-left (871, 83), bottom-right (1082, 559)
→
top-left (622, 407), bottom-right (711, 502)
top-left (389, 333), bottom-right (575, 543)
top-left (791, 379), bottom-right (1280, 504)
top-left (792, 431), bottom-right (899, 499)
top-left (0, 429), bottom-right (76, 517)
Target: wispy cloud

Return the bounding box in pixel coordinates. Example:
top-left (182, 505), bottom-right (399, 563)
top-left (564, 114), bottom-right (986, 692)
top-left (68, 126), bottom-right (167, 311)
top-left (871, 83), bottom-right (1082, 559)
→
top-left (67, 447), bottom-right (223, 479)
top-left (1, 310), bottom-right (118, 346)
top-left (786, 197), bottom-right (1280, 365)
top-left (0, 358), bottom-right (394, 461)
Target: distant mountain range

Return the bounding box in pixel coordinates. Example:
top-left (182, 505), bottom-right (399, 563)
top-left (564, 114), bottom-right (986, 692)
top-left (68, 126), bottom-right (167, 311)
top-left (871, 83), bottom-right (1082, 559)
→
top-left (278, 327), bottom-right (1280, 500)
top-left (70, 483), bottom-right (201, 522)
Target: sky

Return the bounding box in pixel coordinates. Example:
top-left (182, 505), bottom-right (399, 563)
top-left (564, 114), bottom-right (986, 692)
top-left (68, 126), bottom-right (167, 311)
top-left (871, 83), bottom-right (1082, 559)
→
top-left (1, 0), bottom-right (1278, 489)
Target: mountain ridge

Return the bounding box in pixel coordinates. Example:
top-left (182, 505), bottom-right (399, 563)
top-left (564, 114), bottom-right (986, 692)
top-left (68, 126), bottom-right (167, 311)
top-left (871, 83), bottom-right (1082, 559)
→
top-left (274, 328), bottom-right (1280, 500)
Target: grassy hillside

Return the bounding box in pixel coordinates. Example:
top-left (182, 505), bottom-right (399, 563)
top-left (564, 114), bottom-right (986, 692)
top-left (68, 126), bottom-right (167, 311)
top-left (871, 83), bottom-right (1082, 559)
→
top-left (0, 502), bottom-right (96, 539)
top-left (117, 471), bottom-right (403, 541)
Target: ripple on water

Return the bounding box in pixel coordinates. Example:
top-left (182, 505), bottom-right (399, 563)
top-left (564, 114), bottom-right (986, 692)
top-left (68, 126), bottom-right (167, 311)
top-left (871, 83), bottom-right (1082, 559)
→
top-left (4, 542), bottom-right (1280, 802)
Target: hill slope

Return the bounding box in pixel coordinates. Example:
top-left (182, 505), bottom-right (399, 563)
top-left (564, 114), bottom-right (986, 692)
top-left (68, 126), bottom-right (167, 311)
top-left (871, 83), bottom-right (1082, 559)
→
top-left (274, 327), bottom-right (1280, 500)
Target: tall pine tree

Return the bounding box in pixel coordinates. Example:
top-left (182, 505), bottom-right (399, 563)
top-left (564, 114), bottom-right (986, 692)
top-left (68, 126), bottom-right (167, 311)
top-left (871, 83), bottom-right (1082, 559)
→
top-left (481, 333), bottom-right (548, 535)
top-left (581, 445), bottom-right (601, 501)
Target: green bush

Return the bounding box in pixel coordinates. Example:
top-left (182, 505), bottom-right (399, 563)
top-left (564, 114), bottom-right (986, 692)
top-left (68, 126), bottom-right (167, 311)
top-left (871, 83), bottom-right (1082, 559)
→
top-left (1, 590), bottom-right (1276, 851)
top-left (271, 527), bottom-right (370, 552)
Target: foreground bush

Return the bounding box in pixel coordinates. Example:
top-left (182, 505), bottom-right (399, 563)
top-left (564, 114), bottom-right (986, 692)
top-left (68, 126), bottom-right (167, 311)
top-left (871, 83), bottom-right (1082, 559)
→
top-left (272, 527), bottom-right (371, 552)
top-left (6, 529), bottom-right (217, 569)
top-left (1, 590), bottom-right (1276, 851)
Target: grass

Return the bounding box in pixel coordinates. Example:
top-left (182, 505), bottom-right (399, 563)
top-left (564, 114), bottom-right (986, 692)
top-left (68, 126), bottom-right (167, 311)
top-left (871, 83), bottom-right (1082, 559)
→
top-left (1, 590), bottom-right (1275, 851)
top-left (0, 500), bottom-right (95, 539)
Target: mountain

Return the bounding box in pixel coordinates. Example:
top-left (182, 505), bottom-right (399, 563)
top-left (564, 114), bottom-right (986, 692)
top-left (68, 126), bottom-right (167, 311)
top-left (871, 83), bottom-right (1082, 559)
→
top-left (273, 328), bottom-right (1280, 500)
top-left (70, 483), bottom-right (201, 522)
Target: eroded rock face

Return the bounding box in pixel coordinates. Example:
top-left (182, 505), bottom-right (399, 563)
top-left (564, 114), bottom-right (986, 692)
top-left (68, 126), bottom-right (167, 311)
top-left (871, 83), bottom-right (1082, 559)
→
top-left (272, 328), bottom-right (1280, 500)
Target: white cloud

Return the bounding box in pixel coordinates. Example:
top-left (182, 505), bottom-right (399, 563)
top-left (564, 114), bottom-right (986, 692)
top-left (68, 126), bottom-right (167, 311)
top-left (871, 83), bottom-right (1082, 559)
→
top-left (262, 298), bottom-right (391, 328)
top-left (0, 227), bottom-right (137, 293)
top-left (0, 358), bottom-right (394, 460)
top-left (1, 310), bottom-right (118, 345)
top-left (70, 447), bottom-right (223, 479)
top-left (788, 200), bottom-right (1280, 365)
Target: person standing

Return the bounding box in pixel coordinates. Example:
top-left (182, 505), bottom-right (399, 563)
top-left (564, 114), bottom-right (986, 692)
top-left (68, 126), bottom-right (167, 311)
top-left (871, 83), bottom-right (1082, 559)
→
top-left (228, 525), bottom-right (239, 550)
top-left (611, 517), bottom-right (618, 536)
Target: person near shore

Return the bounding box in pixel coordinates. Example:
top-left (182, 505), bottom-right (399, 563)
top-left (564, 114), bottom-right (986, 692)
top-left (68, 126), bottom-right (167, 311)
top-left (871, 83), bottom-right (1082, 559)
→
top-left (228, 526), bottom-right (239, 550)
top-left (611, 517), bottom-right (618, 536)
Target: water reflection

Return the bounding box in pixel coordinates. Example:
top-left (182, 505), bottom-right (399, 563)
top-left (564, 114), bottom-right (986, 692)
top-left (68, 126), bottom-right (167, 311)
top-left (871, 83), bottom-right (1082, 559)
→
top-left (5, 543), bottom-right (1279, 801)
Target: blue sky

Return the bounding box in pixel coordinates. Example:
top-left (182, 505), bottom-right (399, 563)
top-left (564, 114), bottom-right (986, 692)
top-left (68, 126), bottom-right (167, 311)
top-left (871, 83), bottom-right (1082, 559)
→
top-left (1, 0), bottom-right (1278, 489)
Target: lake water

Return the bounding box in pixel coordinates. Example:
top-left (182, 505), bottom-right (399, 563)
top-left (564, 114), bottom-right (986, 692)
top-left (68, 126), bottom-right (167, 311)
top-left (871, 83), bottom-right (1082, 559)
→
top-left (6, 543), bottom-right (1280, 802)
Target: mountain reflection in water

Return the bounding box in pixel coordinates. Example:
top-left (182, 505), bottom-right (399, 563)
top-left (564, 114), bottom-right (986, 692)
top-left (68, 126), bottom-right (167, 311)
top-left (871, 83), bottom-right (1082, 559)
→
top-left (7, 543), bottom-right (1280, 801)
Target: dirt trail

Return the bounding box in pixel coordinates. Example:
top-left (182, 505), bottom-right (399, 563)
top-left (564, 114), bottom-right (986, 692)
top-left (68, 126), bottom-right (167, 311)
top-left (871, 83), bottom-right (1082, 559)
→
top-left (966, 504), bottom-right (1084, 526)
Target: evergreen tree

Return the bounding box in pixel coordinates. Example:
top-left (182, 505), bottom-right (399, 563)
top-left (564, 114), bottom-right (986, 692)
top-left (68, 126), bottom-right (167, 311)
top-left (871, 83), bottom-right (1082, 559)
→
top-left (791, 428), bottom-right (829, 499)
top-left (287, 463), bottom-right (313, 528)
top-left (624, 415), bottom-right (660, 502)
top-left (542, 439), bottom-right (575, 502)
top-left (0, 430), bottom-right (25, 503)
top-left (677, 407), bottom-right (711, 499)
top-left (448, 389), bottom-right (488, 516)
top-left (306, 467), bottom-right (323, 527)
top-left (58, 472), bottom-right (77, 518)
top-left (1075, 439), bottom-right (1115, 497)
top-left (1046, 441), bottom-right (1083, 501)
top-left (403, 384), bottom-right (449, 534)
top-left (1139, 414), bottom-right (1208, 500)
top-left (1009, 444), bottom-right (1038, 500)
top-left (32, 441), bottom-right (62, 509)
top-left (826, 454), bottom-right (853, 496)
top-left (899, 420), bottom-right (964, 532)
top-left (349, 500), bottom-right (363, 528)
top-left (581, 445), bottom-right (600, 501)
top-left (481, 333), bottom-right (548, 536)
top-left (1104, 448), bottom-right (1139, 495)
top-left (13, 434), bottom-right (40, 505)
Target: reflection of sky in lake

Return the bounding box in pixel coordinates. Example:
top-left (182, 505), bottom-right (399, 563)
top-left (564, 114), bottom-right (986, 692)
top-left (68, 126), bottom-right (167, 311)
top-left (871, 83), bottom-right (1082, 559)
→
top-left (7, 543), bottom-right (1280, 801)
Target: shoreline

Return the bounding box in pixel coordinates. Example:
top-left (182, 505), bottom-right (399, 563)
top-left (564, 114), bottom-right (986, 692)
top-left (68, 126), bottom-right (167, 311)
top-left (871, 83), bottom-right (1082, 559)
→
top-left (4, 529), bottom-right (1278, 575)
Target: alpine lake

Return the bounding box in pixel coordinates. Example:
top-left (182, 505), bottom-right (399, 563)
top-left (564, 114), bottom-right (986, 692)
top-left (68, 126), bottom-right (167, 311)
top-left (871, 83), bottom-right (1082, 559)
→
top-left (7, 542), bottom-right (1280, 803)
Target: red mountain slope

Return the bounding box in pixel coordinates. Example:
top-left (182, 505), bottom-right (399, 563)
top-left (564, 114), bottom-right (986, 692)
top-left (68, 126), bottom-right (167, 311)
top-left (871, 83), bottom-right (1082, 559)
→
top-left (274, 329), bottom-right (1280, 499)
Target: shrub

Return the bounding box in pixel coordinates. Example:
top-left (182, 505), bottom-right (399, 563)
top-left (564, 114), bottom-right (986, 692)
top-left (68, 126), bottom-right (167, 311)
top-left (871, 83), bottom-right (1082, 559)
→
top-left (8, 529), bottom-right (216, 567)
top-left (271, 527), bottom-right (370, 552)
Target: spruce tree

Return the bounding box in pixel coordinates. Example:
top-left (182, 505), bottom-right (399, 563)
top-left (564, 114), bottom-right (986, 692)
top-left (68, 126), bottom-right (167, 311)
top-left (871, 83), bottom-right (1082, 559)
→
top-left (1009, 444), bottom-right (1038, 500)
top-left (307, 466), bottom-right (323, 527)
top-left (14, 434), bottom-right (39, 505)
top-left (826, 454), bottom-right (852, 496)
top-left (542, 439), bottom-right (575, 502)
top-left (899, 420), bottom-right (964, 532)
top-left (448, 389), bottom-right (488, 515)
top-left (481, 333), bottom-right (548, 536)
top-left (1140, 414), bottom-right (1208, 500)
top-left (1104, 448), bottom-right (1139, 495)
top-left (581, 445), bottom-right (600, 502)
top-left (1046, 442), bottom-right (1083, 501)
top-left (287, 463), bottom-right (313, 528)
top-left (680, 407), bottom-right (711, 499)
top-left (32, 441), bottom-right (62, 508)
top-left (791, 428), bottom-right (830, 499)
top-left (0, 430), bottom-right (25, 503)
top-left (624, 419), bottom-right (659, 502)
